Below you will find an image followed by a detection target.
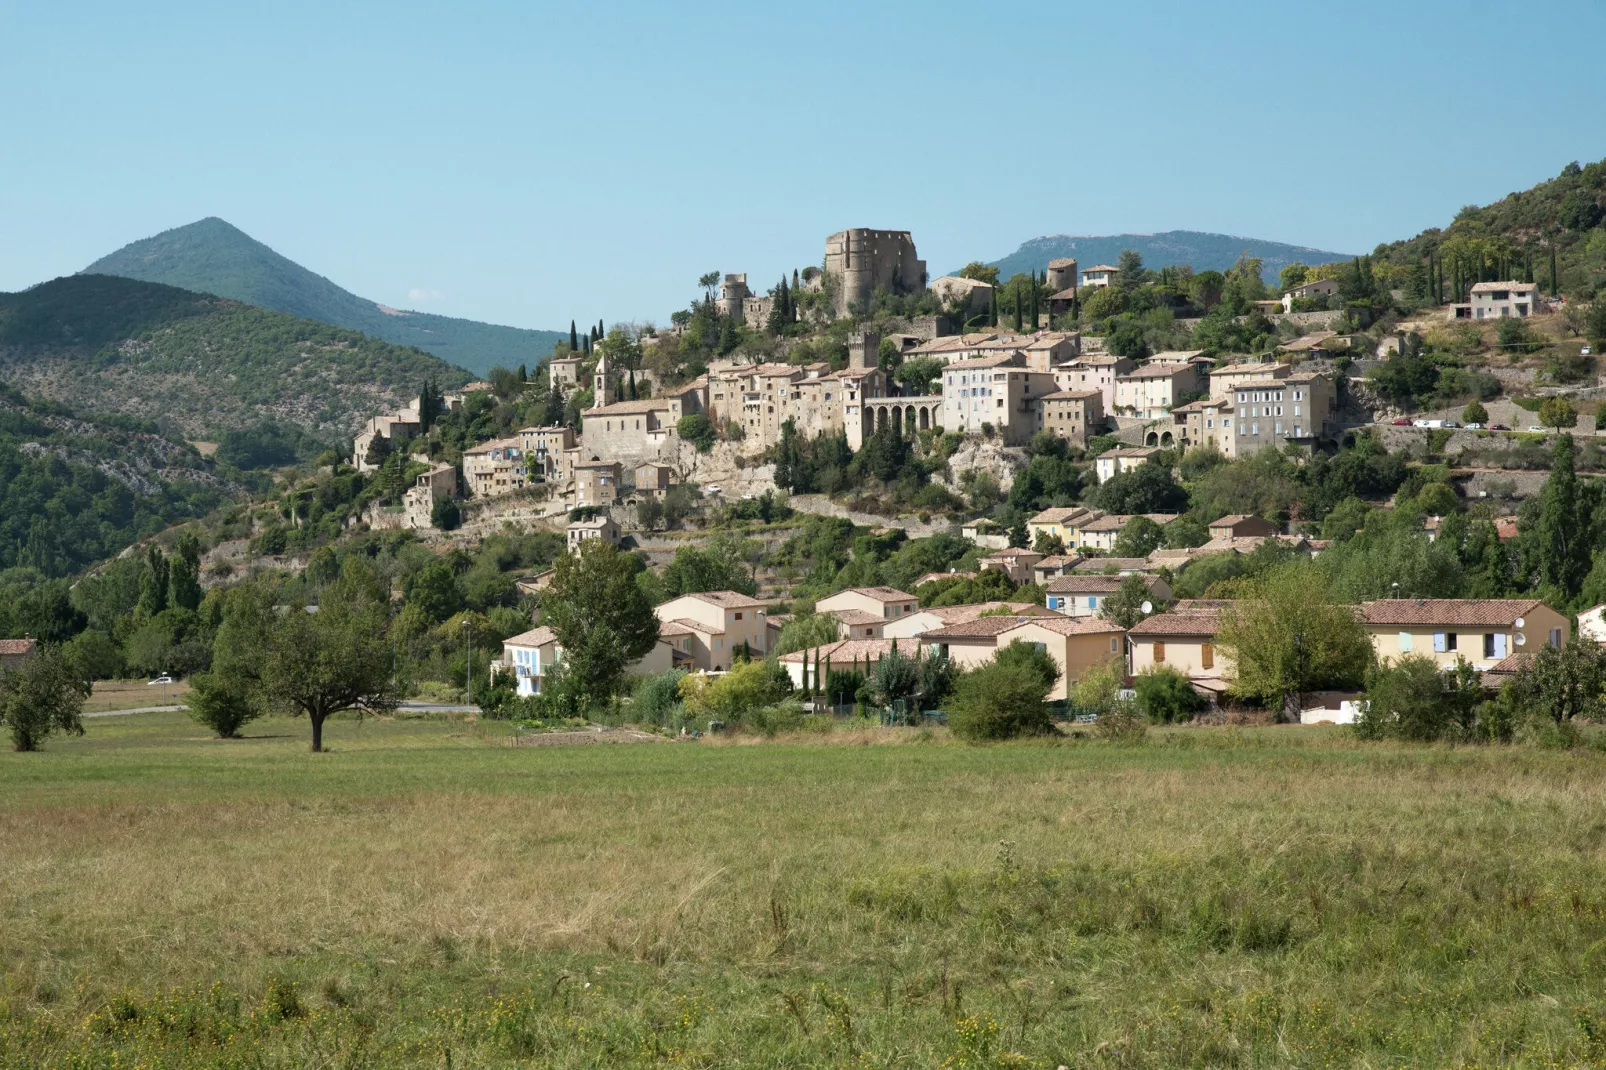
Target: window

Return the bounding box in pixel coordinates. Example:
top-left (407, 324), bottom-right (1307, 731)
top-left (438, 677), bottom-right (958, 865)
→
top-left (1398, 632), bottom-right (1412, 652)
top-left (1551, 628), bottom-right (1563, 648)
top-left (1153, 641), bottom-right (1166, 663)
top-left (733, 612), bottom-right (742, 621)
top-left (1201, 643), bottom-right (1214, 669)
top-left (1447, 633), bottom-right (1457, 651)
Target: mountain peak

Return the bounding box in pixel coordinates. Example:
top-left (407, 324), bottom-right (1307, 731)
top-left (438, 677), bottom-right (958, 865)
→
top-left (81, 221), bottom-right (562, 375)
top-left (981, 229), bottom-right (1355, 284)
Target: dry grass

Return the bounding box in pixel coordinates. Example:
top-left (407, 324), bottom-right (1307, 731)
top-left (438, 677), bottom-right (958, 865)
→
top-left (84, 677), bottom-right (191, 712)
top-left (6, 712), bottom-right (1606, 1066)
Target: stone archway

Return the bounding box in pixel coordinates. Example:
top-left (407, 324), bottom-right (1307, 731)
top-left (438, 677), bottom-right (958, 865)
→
top-left (1145, 431), bottom-right (1159, 446)
top-left (1160, 430), bottom-right (1174, 446)
top-left (918, 405), bottom-right (930, 431)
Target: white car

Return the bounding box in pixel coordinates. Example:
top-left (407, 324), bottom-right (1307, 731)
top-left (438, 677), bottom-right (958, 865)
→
top-left (1528, 425), bottom-right (1546, 433)
top-left (705, 484), bottom-right (723, 495)
top-left (1441, 421), bottom-right (1459, 429)
top-left (1464, 422), bottom-right (1483, 430)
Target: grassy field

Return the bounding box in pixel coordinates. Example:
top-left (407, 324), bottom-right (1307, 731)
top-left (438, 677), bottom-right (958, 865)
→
top-left (84, 677), bottom-right (191, 712)
top-left (6, 713), bottom-right (1606, 1067)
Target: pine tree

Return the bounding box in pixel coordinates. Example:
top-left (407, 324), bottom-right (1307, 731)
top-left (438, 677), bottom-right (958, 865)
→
top-left (569, 320), bottom-right (578, 350)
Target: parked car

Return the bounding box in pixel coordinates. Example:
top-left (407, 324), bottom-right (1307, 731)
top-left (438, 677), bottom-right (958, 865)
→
top-left (1464, 422), bottom-right (1483, 430)
top-left (1441, 421), bottom-right (1459, 429)
top-left (1391, 418), bottom-right (1412, 426)
top-left (1489, 423), bottom-right (1510, 431)
top-left (1528, 425), bottom-right (1546, 433)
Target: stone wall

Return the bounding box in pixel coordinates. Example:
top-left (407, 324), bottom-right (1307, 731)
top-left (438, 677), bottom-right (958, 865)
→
top-left (824, 229), bottom-right (927, 317)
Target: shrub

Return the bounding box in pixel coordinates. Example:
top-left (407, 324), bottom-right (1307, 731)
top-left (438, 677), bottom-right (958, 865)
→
top-left (1133, 665), bottom-right (1206, 723)
top-left (992, 639), bottom-right (1061, 694)
top-left (184, 670), bottom-right (264, 738)
top-left (1355, 656), bottom-right (1479, 742)
top-left (1462, 400), bottom-right (1488, 425)
top-left (679, 660), bottom-right (791, 726)
top-left (677, 413), bottom-right (717, 453)
top-left (948, 661), bottom-right (1053, 741)
top-left (631, 668), bottom-right (687, 726)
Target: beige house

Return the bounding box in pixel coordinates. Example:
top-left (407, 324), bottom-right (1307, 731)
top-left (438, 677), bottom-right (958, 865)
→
top-left (1208, 360), bottom-right (1289, 401)
top-left (1032, 554), bottom-right (1084, 584)
top-left (518, 425), bottom-right (575, 483)
top-left (1359, 598), bottom-right (1568, 671)
top-left (574, 460), bottom-right (622, 507)
top-left (549, 357), bottom-right (582, 388)
top-left (1045, 573), bottom-right (1172, 618)
top-left (1578, 604), bottom-right (1606, 646)
top-left (1451, 281), bottom-right (1541, 321)
top-left (1207, 515), bottom-right (1279, 540)
top-left (941, 352), bottom-right (1057, 445)
top-left (567, 515), bottom-right (619, 550)
top-left (1281, 277), bottom-right (1339, 312)
top-left (1076, 513), bottom-right (1180, 552)
top-left (462, 437), bottom-right (527, 498)
top-left (1222, 372), bottom-right (1333, 453)
top-left (882, 601), bottom-right (1053, 640)
top-left (499, 624), bottom-right (680, 697)
top-left (777, 638), bottom-right (908, 691)
top-left (634, 462), bottom-right (673, 499)
top-left (1027, 506), bottom-right (1099, 548)
top-left (918, 615), bottom-right (1126, 701)
top-left (1114, 361), bottom-right (1206, 419)
top-left (816, 587), bottom-right (920, 622)
top-left (1036, 389), bottom-right (1104, 447)
top-left (978, 547), bottom-right (1044, 584)
top-left (1094, 446), bottom-right (1160, 484)
top-left (653, 591), bottom-right (771, 671)
top-left (1127, 601), bottom-right (1232, 681)
top-left (1082, 264), bottom-right (1119, 289)
top-left (1053, 353), bottom-right (1135, 414)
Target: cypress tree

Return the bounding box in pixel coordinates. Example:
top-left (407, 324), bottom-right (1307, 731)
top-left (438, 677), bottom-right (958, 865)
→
top-left (1013, 286), bottom-right (1023, 331)
top-left (1550, 243), bottom-right (1559, 296)
top-left (989, 287), bottom-right (998, 327)
top-left (1031, 271), bottom-right (1040, 329)
top-left (598, 319), bottom-right (605, 340)
top-left (569, 320), bottom-right (578, 350)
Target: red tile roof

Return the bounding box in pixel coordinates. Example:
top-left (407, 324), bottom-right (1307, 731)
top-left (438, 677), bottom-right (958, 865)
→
top-left (1358, 599), bottom-right (1548, 627)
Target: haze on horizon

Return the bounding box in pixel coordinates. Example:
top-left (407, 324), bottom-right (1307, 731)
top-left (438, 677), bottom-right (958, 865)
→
top-left (3, 0), bottom-right (1604, 332)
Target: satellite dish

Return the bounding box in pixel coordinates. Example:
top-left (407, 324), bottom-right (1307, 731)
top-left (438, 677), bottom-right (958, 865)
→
top-left (1516, 632), bottom-right (1527, 646)
top-left (1140, 601), bottom-right (1153, 615)
top-left (1515, 617), bottom-right (1526, 629)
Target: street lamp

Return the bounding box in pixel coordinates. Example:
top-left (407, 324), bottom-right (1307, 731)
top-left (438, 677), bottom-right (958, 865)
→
top-left (463, 619), bottom-right (472, 706)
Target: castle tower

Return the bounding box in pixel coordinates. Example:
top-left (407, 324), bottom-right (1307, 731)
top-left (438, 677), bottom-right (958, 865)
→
top-left (716, 273), bottom-right (751, 319)
top-left (1046, 258), bottom-right (1079, 292)
top-left (824, 229), bottom-right (927, 317)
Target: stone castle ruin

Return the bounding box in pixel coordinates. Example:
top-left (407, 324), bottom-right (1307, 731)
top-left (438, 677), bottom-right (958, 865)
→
top-left (824, 229), bottom-right (927, 317)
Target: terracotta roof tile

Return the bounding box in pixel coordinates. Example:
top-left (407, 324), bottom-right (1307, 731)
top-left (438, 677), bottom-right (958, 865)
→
top-left (1358, 599), bottom-right (1548, 627)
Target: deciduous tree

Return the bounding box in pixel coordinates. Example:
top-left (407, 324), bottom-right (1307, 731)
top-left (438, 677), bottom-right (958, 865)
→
top-left (0, 648), bottom-right (89, 752)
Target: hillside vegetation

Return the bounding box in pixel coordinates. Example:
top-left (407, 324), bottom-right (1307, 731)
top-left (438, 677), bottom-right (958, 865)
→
top-left (0, 274), bottom-right (470, 437)
top-left (83, 217), bottom-right (566, 377)
top-left (0, 383), bottom-right (236, 580)
top-left (1375, 156), bottom-right (1606, 299)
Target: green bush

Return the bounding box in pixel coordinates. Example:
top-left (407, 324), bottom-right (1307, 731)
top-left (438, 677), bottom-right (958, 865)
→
top-left (948, 661), bottom-right (1053, 742)
top-left (1132, 665), bottom-right (1206, 723)
top-left (677, 413), bottom-right (717, 453)
top-left (631, 669), bottom-right (687, 727)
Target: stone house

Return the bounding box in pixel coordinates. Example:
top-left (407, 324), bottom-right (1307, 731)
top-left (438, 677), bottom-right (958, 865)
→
top-left (574, 460), bottom-right (622, 508)
top-left (978, 547), bottom-right (1044, 585)
top-left (462, 438), bottom-right (527, 498)
top-left (1207, 515), bottom-right (1279, 540)
top-left (1035, 389), bottom-right (1104, 447)
top-left (634, 462), bottom-right (673, 499)
top-left (581, 385), bottom-right (704, 468)
top-left (930, 275), bottom-right (995, 317)
top-left (1053, 353), bottom-right (1135, 415)
top-left (567, 515), bottom-right (620, 551)
top-left (0, 637), bottom-right (38, 670)
top-left (403, 463), bottom-right (458, 529)
top-left (1081, 264), bottom-right (1119, 289)
top-left (518, 425), bottom-right (575, 483)
top-left (941, 352), bottom-right (1056, 446)
top-left (1094, 446), bottom-right (1160, 484)
top-left (1114, 360), bottom-right (1205, 419)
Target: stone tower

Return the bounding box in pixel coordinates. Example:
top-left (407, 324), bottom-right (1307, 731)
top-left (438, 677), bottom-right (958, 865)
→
top-left (591, 348), bottom-right (612, 406)
top-left (1046, 258), bottom-right (1079, 292)
top-left (824, 229), bottom-right (927, 317)
top-left (716, 274), bottom-right (751, 319)
top-left (848, 330), bottom-right (881, 371)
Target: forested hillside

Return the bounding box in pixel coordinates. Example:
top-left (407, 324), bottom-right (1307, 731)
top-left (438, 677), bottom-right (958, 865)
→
top-left (0, 384), bottom-right (236, 581)
top-left (83, 218), bottom-right (566, 377)
top-left (0, 274), bottom-right (470, 437)
top-left (1373, 157), bottom-right (1606, 299)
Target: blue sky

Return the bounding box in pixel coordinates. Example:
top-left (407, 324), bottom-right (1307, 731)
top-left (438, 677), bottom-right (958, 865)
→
top-left (3, 0), bottom-right (1604, 331)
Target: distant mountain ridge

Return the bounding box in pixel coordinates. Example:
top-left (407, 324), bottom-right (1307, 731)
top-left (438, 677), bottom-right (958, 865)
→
top-left (981, 230), bottom-right (1356, 286)
top-left (82, 218), bottom-right (564, 377)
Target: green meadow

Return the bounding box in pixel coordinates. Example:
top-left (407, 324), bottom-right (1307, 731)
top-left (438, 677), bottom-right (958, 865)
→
top-left (6, 712), bottom-right (1606, 1067)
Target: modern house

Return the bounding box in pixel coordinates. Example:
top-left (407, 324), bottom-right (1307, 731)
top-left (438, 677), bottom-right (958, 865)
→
top-left (1081, 264), bottom-right (1119, 289)
top-left (816, 587), bottom-right (920, 622)
top-left (1281, 277), bottom-right (1339, 312)
top-left (1094, 446), bottom-right (1161, 484)
top-left (1450, 281), bottom-right (1540, 321)
top-left (1127, 601), bottom-right (1231, 683)
top-left (1045, 574), bottom-right (1172, 618)
top-left (652, 591), bottom-right (771, 671)
top-left (919, 614), bottom-right (1125, 701)
top-left (1358, 598), bottom-right (1568, 671)
top-left (566, 515), bottom-right (620, 550)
